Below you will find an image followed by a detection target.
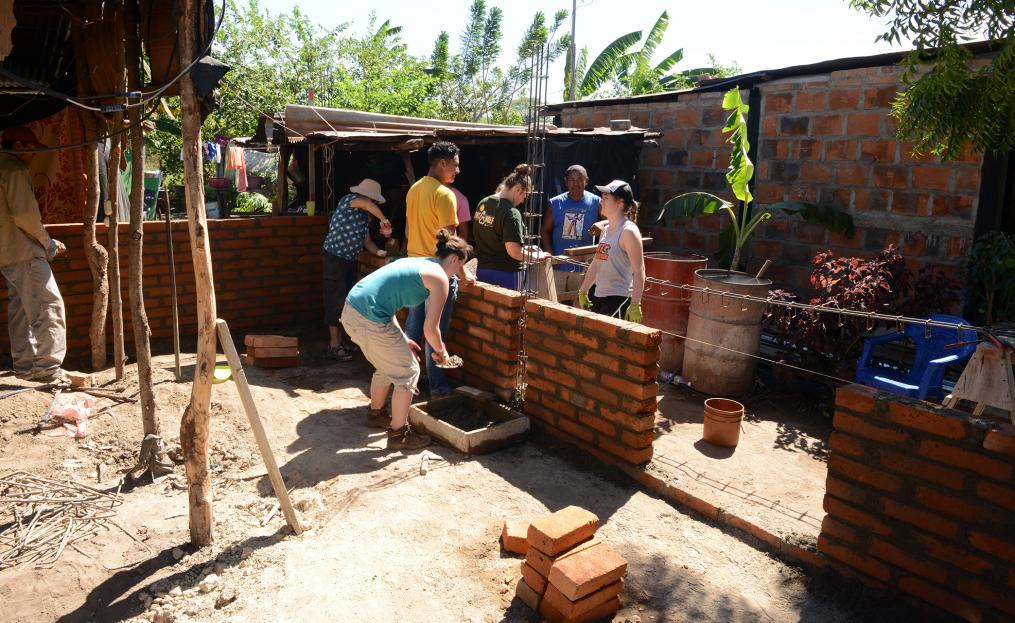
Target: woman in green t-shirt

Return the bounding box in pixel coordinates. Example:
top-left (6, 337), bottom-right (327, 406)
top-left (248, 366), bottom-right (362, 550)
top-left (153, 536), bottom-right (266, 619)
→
top-left (473, 164), bottom-right (549, 289)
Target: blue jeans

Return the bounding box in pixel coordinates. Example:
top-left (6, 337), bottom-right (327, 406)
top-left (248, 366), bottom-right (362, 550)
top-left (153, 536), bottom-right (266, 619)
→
top-left (405, 275), bottom-right (458, 395)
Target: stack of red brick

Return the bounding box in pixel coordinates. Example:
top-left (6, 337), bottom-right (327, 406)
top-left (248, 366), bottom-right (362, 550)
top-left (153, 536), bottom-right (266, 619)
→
top-left (503, 506), bottom-right (627, 622)
top-left (242, 335), bottom-right (300, 369)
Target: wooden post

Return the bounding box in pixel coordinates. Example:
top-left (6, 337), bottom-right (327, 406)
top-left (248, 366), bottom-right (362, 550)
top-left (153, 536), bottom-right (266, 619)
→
top-left (165, 207), bottom-right (182, 382)
top-left (216, 319), bottom-right (303, 535)
top-left (179, 0), bottom-right (217, 546)
top-left (275, 143), bottom-right (288, 215)
top-left (126, 0), bottom-right (158, 437)
top-left (307, 144), bottom-right (316, 216)
top-left (73, 26), bottom-right (108, 372)
top-left (107, 1), bottom-right (127, 380)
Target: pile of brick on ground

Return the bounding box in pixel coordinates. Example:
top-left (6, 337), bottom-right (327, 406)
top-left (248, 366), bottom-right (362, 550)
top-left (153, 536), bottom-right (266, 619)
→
top-left (242, 335), bottom-right (299, 369)
top-left (503, 506), bottom-right (627, 622)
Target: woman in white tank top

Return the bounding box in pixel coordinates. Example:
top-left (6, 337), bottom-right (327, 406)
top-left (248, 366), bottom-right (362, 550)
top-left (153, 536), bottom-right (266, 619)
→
top-left (575, 180), bottom-right (646, 321)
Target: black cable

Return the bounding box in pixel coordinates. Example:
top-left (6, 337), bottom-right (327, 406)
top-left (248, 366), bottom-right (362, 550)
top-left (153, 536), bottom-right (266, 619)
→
top-left (0, 98), bottom-right (161, 154)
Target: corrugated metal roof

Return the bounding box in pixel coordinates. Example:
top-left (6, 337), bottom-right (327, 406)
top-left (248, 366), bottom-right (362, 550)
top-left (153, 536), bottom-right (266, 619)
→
top-left (272, 104), bottom-right (659, 146)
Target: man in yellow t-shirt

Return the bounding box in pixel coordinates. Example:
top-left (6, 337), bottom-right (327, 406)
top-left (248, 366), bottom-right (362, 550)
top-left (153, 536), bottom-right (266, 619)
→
top-left (406, 142), bottom-right (460, 257)
top-left (404, 142), bottom-right (471, 397)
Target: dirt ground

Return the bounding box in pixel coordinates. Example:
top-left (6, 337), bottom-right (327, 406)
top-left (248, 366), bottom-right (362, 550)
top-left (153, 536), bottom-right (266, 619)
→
top-left (651, 382), bottom-right (831, 550)
top-left (0, 334), bottom-right (934, 623)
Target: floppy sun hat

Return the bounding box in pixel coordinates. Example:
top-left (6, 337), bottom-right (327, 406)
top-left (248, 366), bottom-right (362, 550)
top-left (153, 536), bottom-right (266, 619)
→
top-left (349, 178), bottom-right (386, 204)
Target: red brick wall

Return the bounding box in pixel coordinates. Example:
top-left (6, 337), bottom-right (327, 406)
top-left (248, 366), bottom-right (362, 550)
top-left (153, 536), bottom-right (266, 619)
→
top-left (0, 216), bottom-right (329, 366)
top-left (443, 283), bottom-right (661, 467)
top-left (820, 384), bottom-right (1014, 622)
top-left (558, 65), bottom-right (983, 294)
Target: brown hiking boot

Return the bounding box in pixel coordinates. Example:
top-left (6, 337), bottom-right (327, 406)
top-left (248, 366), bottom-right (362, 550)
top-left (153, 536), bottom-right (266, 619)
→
top-left (386, 425), bottom-right (431, 451)
top-left (367, 407), bottom-right (391, 429)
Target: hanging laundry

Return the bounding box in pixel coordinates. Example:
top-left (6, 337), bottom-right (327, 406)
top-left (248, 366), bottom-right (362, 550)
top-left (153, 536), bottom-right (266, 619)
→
top-left (226, 145), bottom-right (247, 192)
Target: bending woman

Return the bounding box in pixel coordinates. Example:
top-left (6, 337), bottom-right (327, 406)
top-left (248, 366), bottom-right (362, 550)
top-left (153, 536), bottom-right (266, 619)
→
top-left (576, 180), bottom-right (645, 323)
top-left (472, 164), bottom-right (548, 289)
top-left (341, 231), bottom-right (472, 451)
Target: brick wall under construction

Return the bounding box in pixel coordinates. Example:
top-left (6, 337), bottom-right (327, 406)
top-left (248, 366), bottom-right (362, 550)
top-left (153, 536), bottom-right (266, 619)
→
top-left (820, 384), bottom-right (1015, 623)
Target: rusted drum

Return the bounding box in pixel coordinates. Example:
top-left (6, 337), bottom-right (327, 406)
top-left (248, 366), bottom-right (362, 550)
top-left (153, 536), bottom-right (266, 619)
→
top-left (641, 253), bottom-right (708, 373)
top-left (683, 269), bottom-right (772, 396)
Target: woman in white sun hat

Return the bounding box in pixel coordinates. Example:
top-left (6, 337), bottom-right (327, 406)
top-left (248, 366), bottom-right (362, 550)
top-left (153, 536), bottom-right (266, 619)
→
top-left (322, 178), bottom-right (393, 360)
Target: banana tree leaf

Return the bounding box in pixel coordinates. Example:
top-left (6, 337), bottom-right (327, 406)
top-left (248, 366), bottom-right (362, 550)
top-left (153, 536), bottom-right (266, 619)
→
top-left (640, 11), bottom-right (669, 62)
top-left (652, 192), bottom-right (732, 226)
top-left (154, 118), bottom-right (181, 137)
top-left (579, 31), bottom-right (640, 96)
top-left (772, 201), bottom-right (855, 236)
top-left (654, 48), bottom-right (685, 74)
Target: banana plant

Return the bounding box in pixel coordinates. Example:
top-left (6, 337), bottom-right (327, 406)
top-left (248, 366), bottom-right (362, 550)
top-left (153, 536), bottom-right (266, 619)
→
top-left (653, 87), bottom-right (854, 271)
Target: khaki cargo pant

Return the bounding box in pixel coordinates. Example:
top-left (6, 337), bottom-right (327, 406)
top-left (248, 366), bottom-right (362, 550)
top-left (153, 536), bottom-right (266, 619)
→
top-left (2, 258), bottom-right (66, 376)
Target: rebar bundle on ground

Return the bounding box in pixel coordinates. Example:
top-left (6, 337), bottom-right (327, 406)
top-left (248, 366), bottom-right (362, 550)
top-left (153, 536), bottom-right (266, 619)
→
top-left (0, 471), bottom-right (122, 569)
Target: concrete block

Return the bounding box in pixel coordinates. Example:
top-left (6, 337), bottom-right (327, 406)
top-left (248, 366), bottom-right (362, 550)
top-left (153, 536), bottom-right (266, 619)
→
top-left (548, 541), bottom-right (628, 601)
top-left (542, 578), bottom-right (624, 621)
top-left (527, 506), bottom-right (599, 556)
top-left (501, 519), bottom-right (529, 555)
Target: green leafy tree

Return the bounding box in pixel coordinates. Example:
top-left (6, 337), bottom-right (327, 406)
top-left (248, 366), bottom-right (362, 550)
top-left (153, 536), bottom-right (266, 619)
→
top-left (430, 1), bottom-right (570, 123)
top-left (850, 0), bottom-right (1015, 159)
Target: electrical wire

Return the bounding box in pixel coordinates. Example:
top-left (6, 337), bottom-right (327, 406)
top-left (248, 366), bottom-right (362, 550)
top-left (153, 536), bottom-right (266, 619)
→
top-left (0, 98), bottom-right (161, 154)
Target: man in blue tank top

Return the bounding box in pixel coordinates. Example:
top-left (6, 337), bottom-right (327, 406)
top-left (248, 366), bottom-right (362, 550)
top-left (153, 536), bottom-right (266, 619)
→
top-left (541, 164), bottom-right (601, 303)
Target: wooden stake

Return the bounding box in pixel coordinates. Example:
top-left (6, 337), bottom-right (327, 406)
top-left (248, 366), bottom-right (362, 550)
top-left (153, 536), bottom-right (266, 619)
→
top-left (217, 320), bottom-right (303, 535)
top-left (106, 2), bottom-right (127, 380)
top-left (179, 0), bottom-right (217, 546)
top-left (166, 206), bottom-right (182, 382)
top-left (126, 0), bottom-right (158, 436)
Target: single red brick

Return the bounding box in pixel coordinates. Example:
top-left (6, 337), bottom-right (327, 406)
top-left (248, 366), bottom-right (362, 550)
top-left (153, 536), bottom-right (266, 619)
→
top-left (525, 537), bottom-right (603, 577)
top-left (541, 578), bottom-right (624, 621)
top-left (833, 411), bottom-right (909, 445)
top-left (821, 515), bottom-right (859, 544)
top-left (515, 578), bottom-right (541, 611)
top-left (829, 454), bottom-right (902, 493)
top-left (597, 436), bottom-right (654, 465)
top-left (817, 535), bottom-right (891, 582)
top-left (823, 497), bottom-right (892, 536)
top-left (867, 538), bottom-right (948, 584)
top-left (983, 428), bottom-right (1015, 457)
top-left (887, 401), bottom-right (967, 440)
top-left (547, 541), bottom-right (627, 602)
top-left (968, 531), bottom-right (1015, 563)
top-left (957, 578), bottom-right (1015, 616)
top-left (881, 498), bottom-right (958, 539)
top-left (919, 440), bottom-right (1013, 482)
top-left (520, 560), bottom-right (547, 594)
top-left (879, 450), bottom-right (964, 490)
top-left (912, 532), bottom-right (993, 575)
top-left (976, 481), bottom-right (1015, 513)
top-left (502, 519), bottom-right (530, 555)
top-left (836, 384), bottom-right (878, 413)
top-left (527, 506), bottom-right (599, 557)
top-left (898, 577), bottom-right (982, 623)
top-left (825, 475), bottom-right (870, 506)
top-left (828, 432), bottom-right (866, 458)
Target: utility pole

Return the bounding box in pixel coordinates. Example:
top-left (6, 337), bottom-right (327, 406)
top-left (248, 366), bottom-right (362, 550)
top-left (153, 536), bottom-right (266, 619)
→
top-left (568, 0), bottom-right (577, 101)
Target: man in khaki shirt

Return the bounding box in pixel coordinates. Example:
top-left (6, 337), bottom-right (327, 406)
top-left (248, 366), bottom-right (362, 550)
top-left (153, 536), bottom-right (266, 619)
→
top-left (0, 126), bottom-right (67, 382)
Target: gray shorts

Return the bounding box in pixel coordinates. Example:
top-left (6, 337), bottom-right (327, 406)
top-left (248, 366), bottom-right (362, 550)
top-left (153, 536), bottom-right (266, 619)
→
top-left (340, 303), bottom-right (420, 392)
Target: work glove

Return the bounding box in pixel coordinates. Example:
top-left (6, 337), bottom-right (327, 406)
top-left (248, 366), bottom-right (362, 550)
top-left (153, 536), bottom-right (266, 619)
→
top-left (624, 303), bottom-right (643, 324)
top-left (577, 291), bottom-right (593, 311)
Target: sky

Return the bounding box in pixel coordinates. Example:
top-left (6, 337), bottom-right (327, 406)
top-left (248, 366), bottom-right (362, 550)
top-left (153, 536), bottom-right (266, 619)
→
top-left (256, 0), bottom-right (904, 101)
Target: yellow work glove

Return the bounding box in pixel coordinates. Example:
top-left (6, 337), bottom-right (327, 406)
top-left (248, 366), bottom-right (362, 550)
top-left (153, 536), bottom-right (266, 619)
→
top-left (577, 291), bottom-right (593, 311)
top-left (624, 303), bottom-right (643, 323)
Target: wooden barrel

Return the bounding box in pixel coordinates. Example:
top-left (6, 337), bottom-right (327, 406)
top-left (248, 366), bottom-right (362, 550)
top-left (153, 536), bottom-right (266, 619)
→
top-left (642, 253), bottom-right (708, 373)
top-left (683, 269), bottom-right (772, 396)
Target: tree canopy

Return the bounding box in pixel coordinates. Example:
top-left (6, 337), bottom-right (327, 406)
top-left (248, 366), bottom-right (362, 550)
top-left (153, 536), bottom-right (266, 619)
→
top-left (851, 0), bottom-right (1015, 159)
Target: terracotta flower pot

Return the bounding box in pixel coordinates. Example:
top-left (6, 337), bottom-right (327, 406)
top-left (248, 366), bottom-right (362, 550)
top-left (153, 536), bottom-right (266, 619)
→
top-left (702, 397), bottom-right (744, 448)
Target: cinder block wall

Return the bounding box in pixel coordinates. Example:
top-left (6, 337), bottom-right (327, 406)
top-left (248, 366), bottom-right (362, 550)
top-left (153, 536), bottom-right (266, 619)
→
top-left (0, 216), bottom-right (329, 364)
top-left (559, 64), bottom-right (983, 294)
top-left (820, 384), bottom-right (1014, 623)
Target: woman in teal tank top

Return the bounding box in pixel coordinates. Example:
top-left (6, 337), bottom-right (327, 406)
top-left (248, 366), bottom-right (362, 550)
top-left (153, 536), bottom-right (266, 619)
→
top-left (341, 231), bottom-right (473, 451)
